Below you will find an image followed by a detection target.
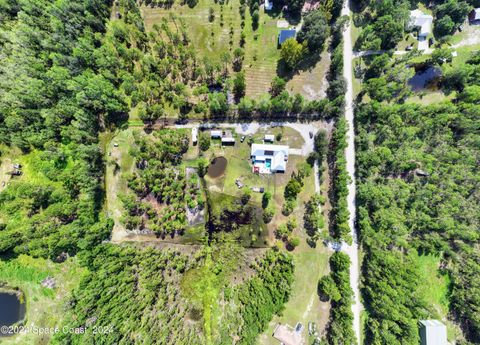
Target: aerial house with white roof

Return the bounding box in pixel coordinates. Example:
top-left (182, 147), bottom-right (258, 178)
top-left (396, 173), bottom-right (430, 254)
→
top-left (251, 143), bottom-right (289, 174)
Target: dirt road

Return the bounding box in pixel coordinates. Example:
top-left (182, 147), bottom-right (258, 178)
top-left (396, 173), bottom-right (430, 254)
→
top-left (341, 1), bottom-right (362, 343)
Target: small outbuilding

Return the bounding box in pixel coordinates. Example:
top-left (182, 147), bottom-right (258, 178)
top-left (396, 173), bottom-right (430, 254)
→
top-left (192, 127), bottom-right (198, 145)
top-left (264, 134), bottom-right (275, 142)
top-left (265, 0), bottom-right (273, 11)
top-left (419, 320), bottom-right (447, 345)
top-left (469, 8), bottom-right (480, 23)
top-left (278, 29), bottom-right (296, 46)
top-left (272, 324), bottom-right (303, 345)
top-left (210, 130), bottom-right (222, 138)
top-left (221, 137), bottom-right (236, 145)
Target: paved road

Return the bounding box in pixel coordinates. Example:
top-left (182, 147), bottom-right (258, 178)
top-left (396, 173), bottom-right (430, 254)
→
top-left (341, 1), bottom-right (362, 343)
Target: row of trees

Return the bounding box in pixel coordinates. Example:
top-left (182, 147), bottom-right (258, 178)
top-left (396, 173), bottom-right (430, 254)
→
top-left (320, 10), bottom-right (356, 344)
top-left (318, 252), bottom-right (356, 344)
top-left (283, 163), bottom-right (312, 216)
top-left (328, 118), bottom-right (351, 242)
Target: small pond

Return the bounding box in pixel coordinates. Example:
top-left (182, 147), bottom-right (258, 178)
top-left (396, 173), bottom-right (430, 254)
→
top-left (0, 291), bottom-right (26, 334)
top-left (207, 157), bottom-right (227, 178)
top-left (408, 65), bottom-right (442, 91)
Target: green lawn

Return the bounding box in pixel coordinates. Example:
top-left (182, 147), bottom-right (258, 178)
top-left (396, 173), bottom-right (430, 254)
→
top-left (258, 241), bottom-right (330, 345)
top-left (198, 125), bottom-right (305, 207)
top-left (258, 149), bottom-right (329, 345)
top-left (104, 128), bottom-right (136, 238)
top-left (405, 90), bottom-right (455, 105)
top-left (0, 255), bottom-right (86, 345)
top-left (412, 251), bottom-right (463, 342)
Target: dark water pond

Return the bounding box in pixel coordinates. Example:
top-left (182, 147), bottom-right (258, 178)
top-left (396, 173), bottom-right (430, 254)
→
top-left (408, 65), bottom-right (442, 91)
top-left (207, 157), bottom-right (227, 178)
top-left (0, 292), bottom-right (26, 331)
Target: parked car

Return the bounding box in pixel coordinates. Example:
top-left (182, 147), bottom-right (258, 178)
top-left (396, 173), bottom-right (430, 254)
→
top-left (295, 322), bottom-right (304, 333)
top-left (309, 131), bottom-right (313, 138)
top-left (240, 135), bottom-right (246, 143)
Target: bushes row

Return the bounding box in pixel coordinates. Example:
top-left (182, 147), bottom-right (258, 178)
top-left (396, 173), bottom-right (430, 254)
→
top-left (318, 252), bottom-right (356, 344)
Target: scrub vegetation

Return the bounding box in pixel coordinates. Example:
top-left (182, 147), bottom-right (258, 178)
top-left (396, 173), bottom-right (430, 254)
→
top-left (356, 46), bottom-right (480, 344)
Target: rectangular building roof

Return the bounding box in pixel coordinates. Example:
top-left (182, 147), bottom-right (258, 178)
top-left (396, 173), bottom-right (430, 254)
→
top-left (251, 143), bottom-right (289, 172)
top-left (471, 8), bottom-right (480, 20)
top-left (278, 29), bottom-right (296, 45)
top-left (210, 130), bottom-right (222, 137)
top-left (410, 10), bottom-right (433, 36)
top-left (419, 320), bottom-right (447, 345)
top-left (272, 324), bottom-right (303, 345)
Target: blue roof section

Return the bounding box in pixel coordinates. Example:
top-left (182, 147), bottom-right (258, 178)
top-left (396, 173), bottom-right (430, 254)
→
top-left (278, 29), bottom-right (296, 45)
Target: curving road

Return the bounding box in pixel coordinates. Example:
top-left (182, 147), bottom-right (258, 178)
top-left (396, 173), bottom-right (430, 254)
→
top-left (341, 0), bottom-right (362, 343)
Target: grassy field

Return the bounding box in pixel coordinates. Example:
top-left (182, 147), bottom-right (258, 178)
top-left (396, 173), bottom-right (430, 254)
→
top-left (104, 128), bottom-right (137, 241)
top-left (285, 48), bottom-right (330, 100)
top-left (412, 252), bottom-right (464, 342)
top-left (258, 245), bottom-right (330, 345)
top-left (258, 132), bottom-right (331, 345)
top-left (0, 255), bottom-right (86, 345)
top-left (141, 0), bottom-right (285, 97)
top-left (141, 1), bottom-right (329, 99)
top-left (405, 90), bottom-right (455, 105)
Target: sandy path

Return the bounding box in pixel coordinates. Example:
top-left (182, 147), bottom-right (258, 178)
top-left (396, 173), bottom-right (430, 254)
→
top-left (341, 2), bottom-right (362, 343)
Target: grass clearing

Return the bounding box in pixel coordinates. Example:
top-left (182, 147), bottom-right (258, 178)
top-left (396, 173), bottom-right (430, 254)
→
top-left (412, 251), bottom-right (464, 342)
top-left (259, 242), bottom-right (331, 345)
top-left (259, 150), bottom-right (330, 344)
top-left (0, 255), bottom-right (86, 345)
top-left (414, 253), bottom-right (450, 316)
top-left (105, 128), bottom-right (137, 241)
top-left (141, 1), bottom-right (328, 99)
top-left (405, 90), bottom-right (455, 105)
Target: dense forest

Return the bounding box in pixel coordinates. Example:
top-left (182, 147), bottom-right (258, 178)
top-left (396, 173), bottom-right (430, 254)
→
top-left (0, 0), bottom-right (119, 259)
top-left (53, 244), bottom-right (294, 344)
top-left (356, 50), bottom-right (480, 343)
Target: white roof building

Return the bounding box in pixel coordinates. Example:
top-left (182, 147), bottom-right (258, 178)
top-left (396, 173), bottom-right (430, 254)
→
top-left (221, 137), bottom-right (236, 144)
top-left (192, 127), bottom-right (198, 144)
top-left (264, 134), bottom-right (275, 142)
top-left (265, 0), bottom-right (273, 10)
top-left (251, 143), bottom-right (289, 174)
top-left (469, 8), bottom-right (480, 22)
top-left (419, 320), bottom-right (447, 345)
top-left (410, 10), bottom-right (433, 37)
top-left (210, 130), bottom-right (222, 138)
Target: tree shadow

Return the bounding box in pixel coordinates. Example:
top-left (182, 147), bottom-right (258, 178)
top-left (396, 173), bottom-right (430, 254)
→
top-left (276, 53), bottom-right (324, 81)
